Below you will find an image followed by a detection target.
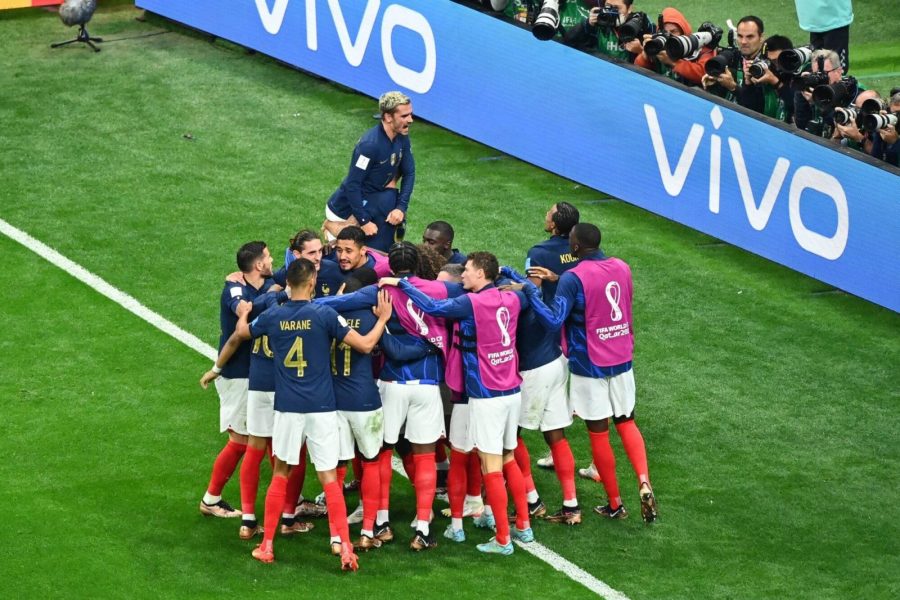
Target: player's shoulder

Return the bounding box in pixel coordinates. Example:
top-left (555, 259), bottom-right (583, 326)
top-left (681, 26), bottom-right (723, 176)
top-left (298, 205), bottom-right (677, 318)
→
top-left (222, 279), bottom-right (246, 300)
top-left (357, 123), bottom-right (384, 147)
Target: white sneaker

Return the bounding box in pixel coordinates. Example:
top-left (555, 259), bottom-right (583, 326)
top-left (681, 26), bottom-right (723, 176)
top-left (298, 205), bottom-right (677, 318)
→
top-left (536, 452), bottom-right (555, 469)
top-left (578, 463), bottom-right (602, 482)
top-left (440, 497), bottom-right (484, 518)
top-left (347, 503), bottom-right (364, 525)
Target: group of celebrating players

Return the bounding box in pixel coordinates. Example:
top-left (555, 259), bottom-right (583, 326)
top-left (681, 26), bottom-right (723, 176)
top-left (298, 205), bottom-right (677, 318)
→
top-left (195, 92), bottom-right (658, 572)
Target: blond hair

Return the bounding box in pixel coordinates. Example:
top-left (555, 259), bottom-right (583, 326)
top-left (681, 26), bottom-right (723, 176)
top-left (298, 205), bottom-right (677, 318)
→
top-left (811, 49), bottom-right (841, 72)
top-left (379, 91), bottom-right (411, 116)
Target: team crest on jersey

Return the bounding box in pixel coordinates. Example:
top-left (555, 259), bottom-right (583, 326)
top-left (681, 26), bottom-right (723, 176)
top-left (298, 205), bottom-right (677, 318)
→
top-left (390, 152), bottom-right (397, 166)
top-left (321, 283), bottom-right (331, 296)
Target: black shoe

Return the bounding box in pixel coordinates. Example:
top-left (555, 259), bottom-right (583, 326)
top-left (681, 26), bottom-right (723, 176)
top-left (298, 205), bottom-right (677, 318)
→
top-left (410, 530), bottom-right (437, 551)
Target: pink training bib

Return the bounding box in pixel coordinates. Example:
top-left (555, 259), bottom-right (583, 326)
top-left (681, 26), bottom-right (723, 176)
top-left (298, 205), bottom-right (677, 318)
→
top-left (569, 258), bottom-right (634, 367)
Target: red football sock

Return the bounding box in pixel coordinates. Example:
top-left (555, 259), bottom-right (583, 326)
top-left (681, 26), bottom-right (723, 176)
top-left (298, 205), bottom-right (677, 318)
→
top-left (448, 450), bottom-right (468, 519)
top-left (514, 437), bottom-right (536, 494)
top-left (401, 452), bottom-right (416, 484)
top-left (589, 430), bottom-right (622, 509)
top-left (352, 455), bottom-right (363, 482)
top-left (261, 474), bottom-right (287, 547)
top-left (550, 438), bottom-right (577, 503)
top-left (336, 464), bottom-right (347, 488)
top-left (239, 445), bottom-right (266, 515)
top-left (207, 440), bottom-right (246, 496)
top-left (323, 480), bottom-right (350, 545)
top-left (483, 471), bottom-right (510, 545)
top-left (360, 458), bottom-right (381, 532)
top-left (466, 452), bottom-right (483, 497)
top-left (412, 452), bottom-right (436, 523)
top-left (283, 445), bottom-right (307, 515)
top-left (615, 420), bottom-right (650, 486)
top-left (503, 459), bottom-right (530, 530)
top-left (378, 448), bottom-right (393, 513)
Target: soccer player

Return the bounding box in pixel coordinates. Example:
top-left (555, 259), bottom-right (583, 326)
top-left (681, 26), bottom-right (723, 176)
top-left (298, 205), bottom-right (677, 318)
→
top-left (318, 242), bottom-right (462, 551)
top-left (201, 293), bottom-right (314, 541)
top-left (325, 91), bottom-right (415, 252)
top-left (509, 223), bottom-right (659, 523)
top-left (279, 228), bottom-right (343, 298)
top-left (208, 259), bottom-right (393, 569)
top-left (333, 226), bottom-right (392, 279)
top-left (422, 221), bottom-right (466, 265)
top-left (382, 252), bottom-right (534, 555)
top-left (198, 241), bottom-right (275, 519)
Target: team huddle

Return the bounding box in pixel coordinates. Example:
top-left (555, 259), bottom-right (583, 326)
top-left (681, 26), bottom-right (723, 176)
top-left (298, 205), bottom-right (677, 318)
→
top-left (196, 93), bottom-right (658, 572)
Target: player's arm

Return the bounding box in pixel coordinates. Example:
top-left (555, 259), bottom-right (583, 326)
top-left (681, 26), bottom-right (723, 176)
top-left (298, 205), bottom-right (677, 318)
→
top-left (341, 290), bottom-right (393, 354)
top-left (345, 141), bottom-right (377, 226)
top-left (315, 285), bottom-right (378, 311)
top-left (503, 266), bottom-right (570, 331)
top-left (380, 330), bottom-right (435, 361)
top-left (380, 278), bottom-right (472, 319)
top-left (395, 142), bottom-right (415, 214)
top-left (200, 301), bottom-right (253, 388)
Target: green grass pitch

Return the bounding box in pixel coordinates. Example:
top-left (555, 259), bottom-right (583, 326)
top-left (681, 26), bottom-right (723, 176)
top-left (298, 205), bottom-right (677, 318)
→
top-left (1, 3), bottom-right (898, 599)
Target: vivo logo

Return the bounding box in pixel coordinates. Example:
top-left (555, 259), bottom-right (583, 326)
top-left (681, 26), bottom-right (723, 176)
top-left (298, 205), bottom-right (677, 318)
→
top-left (644, 104), bottom-right (849, 260)
top-left (255, 0), bottom-right (436, 93)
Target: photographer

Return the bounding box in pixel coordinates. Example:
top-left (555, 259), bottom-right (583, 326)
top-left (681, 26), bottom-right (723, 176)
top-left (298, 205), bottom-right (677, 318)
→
top-left (793, 48), bottom-right (849, 136)
top-left (495, 0), bottom-right (594, 36)
top-left (634, 8), bottom-right (713, 87)
top-left (701, 16), bottom-right (786, 121)
top-left (832, 90), bottom-right (899, 167)
top-left (763, 35), bottom-right (797, 124)
top-left (563, 0), bottom-right (650, 63)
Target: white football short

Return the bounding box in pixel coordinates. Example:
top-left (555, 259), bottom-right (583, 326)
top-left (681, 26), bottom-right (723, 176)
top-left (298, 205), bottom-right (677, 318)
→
top-left (448, 403), bottom-right (472, 452)
top-left (215, 377), bottom-right (248, 435)
top-left (519, 354), bottom-right (572, 432)
top-left (272, 410), bottom-right (339, 471)
top-left (247, 390), bottom-right (275, 438)
top-left (324, 205), bottom-right (357, 242)
top-left (337, 408), bottom-right (385, 461)
top-left (469, 393), bottom-right (521, 456)
top-left (569, 369), bottom-right (636, 421)
top-left (380, 381), bottom-right (445, 445)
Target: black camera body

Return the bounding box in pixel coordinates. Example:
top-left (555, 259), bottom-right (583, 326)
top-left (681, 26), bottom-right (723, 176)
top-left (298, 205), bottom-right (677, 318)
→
top-left (705, 47), bottom-right (740, 77)
top-left (618, 11), bottom-right (651, 43)
top-left (813, 76), bottom-right (859, 110)
top-left (748, 57), bottom-right (772, 80)
top-left (794, 71), bottom-right (829, 92)
top-left (596, 5), bottom-right (621, 28)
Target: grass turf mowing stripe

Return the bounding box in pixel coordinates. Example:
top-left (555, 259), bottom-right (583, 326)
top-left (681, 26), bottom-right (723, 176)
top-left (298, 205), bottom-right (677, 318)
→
top-left (1, 216), bottom-right (626, 600)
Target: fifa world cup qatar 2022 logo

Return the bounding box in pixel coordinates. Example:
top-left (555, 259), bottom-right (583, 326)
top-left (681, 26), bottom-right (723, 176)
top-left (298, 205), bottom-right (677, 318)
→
top-left (605, 281), bottom-right (623, 322)
top-left (496, 306), bottom-right (512, 347)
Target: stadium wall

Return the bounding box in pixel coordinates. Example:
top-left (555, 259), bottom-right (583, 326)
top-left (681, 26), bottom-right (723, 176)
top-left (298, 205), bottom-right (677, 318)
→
top-left (137, 0), bottom-right (900, 313)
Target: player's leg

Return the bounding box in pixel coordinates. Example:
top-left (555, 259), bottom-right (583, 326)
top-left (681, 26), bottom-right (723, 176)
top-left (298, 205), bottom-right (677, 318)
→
top-left (502, 394), bottom-right (534, 542)
top-left (281, 444), bottom-right (313, 535)
top-left (201, 377), bottom-right (249, 518)
top-left (307, 411), bottom-right (359, 571)
top-left (406, 384), bottom-right (444, 550)
top-left (609, 370), bottom-right (657, 522)
top-left (346, 408), bottom-right (385, 550)
top-left (240, 389), bottom-right (274, 538)
top-left (570, 374), bottom-right (625, 518)
top-left (375, 382), bottom-right (411, 540)
top-left (252, 410), bottom-right (304, 563)
top-left (470, 397), bottom-right (514, 555)
top-left (443, 402), bottom-right (473, 542)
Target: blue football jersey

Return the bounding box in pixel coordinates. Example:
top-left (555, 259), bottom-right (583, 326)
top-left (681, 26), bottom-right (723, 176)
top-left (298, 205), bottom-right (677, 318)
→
top-left (218, 278), bottom-right (275, 379)
top-left (332, 308), bottom-right (381, 412)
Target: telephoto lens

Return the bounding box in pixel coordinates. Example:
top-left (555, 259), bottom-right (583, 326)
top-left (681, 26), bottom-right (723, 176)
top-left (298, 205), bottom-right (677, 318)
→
top-left (704, 47), bottom-right (738, 77)
top-left (833, 106), bottom-right (859, 127)
top-left (813, 78), bottom-right (856, 110)
top-left (532, 0), bottom-right (560, 41)
top-left (860, 98), bottom-right (889, 115)
top-left (643, 32), bottom-right (668, 57)
top-left (777, 46), bottom-right (812, 74)
top-left (863, 112), bottom-right (899, 131)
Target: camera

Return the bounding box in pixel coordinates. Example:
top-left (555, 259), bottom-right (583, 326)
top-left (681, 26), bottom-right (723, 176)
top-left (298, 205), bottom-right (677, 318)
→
top-left (532, 0), bottom-right (560, 41)
top-left (793, 71), bottom-right (829, 91)
top-left (861, 98), bottom-right (889, 115)
top-left (705, 47), bottom-right (739, 77)
top-left (748, 57), bottom-right (772, 79)
top-left (618, 11), bottom-right (650, 43)
top-left (863, 112), bottom-right (899, 131)
top-left (596, 5), bottom-right (621, 28)
top-left (777, 46), bottom-right (812, 74)
top-left (812, 76), bottom-right (858, 110)
top-left (643, 31), bottom-right (670, 57)
top-left (667, 22), bottom-right (722, 61)
top-left (833, 106), bottom-right (859, 127)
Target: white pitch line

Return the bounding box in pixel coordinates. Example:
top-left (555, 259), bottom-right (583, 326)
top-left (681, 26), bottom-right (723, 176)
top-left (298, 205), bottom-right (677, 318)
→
top-left (2, 217), bottom-right (629, 600)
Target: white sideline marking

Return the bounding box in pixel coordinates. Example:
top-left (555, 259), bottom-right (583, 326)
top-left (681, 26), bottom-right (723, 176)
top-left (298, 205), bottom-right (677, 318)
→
top-left (1, 217), bottom-right (629, 600)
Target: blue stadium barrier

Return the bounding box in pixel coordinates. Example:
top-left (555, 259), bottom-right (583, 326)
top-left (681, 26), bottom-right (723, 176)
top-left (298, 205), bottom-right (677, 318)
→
top-left (137, 0), bottom-right (900, 312)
